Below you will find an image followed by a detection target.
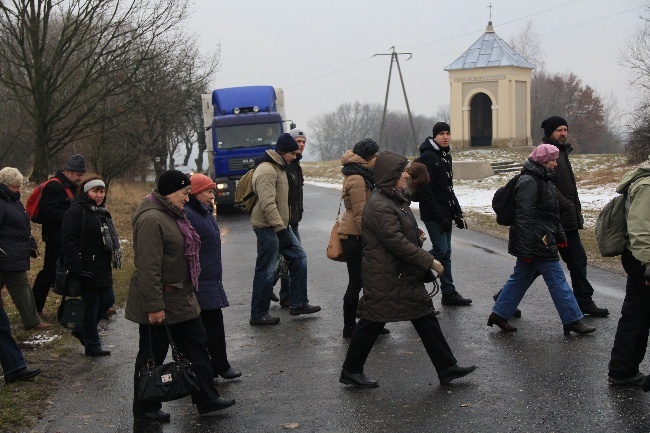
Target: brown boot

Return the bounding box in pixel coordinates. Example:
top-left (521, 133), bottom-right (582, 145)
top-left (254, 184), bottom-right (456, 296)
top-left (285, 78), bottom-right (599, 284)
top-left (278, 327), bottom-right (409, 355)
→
top-left (487, 312), bottom-right (517, 332)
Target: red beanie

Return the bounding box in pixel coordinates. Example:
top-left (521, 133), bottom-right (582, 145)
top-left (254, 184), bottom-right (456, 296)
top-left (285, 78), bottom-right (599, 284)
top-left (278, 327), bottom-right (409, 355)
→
top-left (190, 174), bottom-right (216, 195)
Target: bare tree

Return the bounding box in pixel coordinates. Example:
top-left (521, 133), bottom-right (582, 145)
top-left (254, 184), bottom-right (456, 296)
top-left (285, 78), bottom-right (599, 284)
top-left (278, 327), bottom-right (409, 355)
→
top-left (434, 104), bottom-right (450, 125)
top-left (508, 21), bottom-right (545, 71)
top-left (0, 0), bottom-right (190, 181)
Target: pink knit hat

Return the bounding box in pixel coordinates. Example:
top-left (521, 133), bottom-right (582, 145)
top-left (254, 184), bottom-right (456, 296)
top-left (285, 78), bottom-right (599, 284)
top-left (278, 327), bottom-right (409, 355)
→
top-left (190, 174), bottom-right (216, 195)
top-left (529, 143), bottom-right (559, 164)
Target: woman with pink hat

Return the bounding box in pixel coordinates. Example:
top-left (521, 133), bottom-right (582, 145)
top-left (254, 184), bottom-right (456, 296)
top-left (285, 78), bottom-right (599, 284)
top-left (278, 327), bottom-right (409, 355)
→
top-left (488, 144), bottom-right (595, 336)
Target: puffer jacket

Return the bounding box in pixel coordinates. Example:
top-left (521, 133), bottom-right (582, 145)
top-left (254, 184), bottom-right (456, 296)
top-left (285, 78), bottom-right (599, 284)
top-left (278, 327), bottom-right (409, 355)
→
top-left (125, 192), bottom-right (201, 325)
top-left (358, 151), bottom-right (436, 323)
top-left (508, 159), bottom-right (566, 261)
top-left (0, 184), bottom-right (32, 272)
top-left (542, 137), bottom-right (583, 230)
top-left (61, 195), bottom-right (113, 288)
top-left (338, 151), bottom-right (373, 237)
top-left (620, 163), bottom-right (650, 266)
top-left (250, 150), bottom-right (289, 232)
top-left (185, 194), bottom-right (229, 310)
top-left (415, 137), bottom-right (462, 225)
top-left (39, 170), bottom-right (76, 243)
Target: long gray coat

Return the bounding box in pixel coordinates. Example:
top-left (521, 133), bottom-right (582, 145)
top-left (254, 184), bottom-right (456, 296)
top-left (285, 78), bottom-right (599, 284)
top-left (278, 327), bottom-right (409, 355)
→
top-left (125, 193), bottom-right (201, 325)
top-left (358, 152), bottom-right (436, 322)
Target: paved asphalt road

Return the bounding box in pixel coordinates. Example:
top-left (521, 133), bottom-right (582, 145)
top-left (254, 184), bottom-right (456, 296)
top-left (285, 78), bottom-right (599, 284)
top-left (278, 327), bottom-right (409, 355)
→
top-left (30, 184), bottom-right (650, 433)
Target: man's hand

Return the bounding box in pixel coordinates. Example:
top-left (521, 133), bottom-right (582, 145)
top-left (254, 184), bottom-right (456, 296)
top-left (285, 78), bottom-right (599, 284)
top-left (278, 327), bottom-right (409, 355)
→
top-left (454, 216), bottom-right (468, 229)
top-left (148, 310), bottom-right (165, 324)
top-left (431, 259), bottom-right (444, 278)
top-left (277, 229), bottom-right (293, 251)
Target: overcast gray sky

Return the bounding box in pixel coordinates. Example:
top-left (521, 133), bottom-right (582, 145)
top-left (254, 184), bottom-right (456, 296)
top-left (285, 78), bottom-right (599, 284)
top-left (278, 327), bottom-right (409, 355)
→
top-left (189, 0), bottom-right (646, 138)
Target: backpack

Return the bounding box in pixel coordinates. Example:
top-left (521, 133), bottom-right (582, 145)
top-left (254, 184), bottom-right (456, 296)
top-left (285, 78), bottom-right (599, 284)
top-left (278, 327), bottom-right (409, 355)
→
top-left (492, 172), bottom-right (523, 226)
top-left (595, 193), bottom-right (629, 257)
top-left (26, 178), bottom-right (74, 224)
top-left (234, 168), bottom-right (257, 213)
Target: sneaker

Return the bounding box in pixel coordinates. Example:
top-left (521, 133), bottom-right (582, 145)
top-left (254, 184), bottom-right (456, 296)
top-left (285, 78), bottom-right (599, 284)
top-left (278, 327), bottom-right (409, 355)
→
top-left (608, 372), bottom-right (644, 386)
top-left (249, 313), bottom-right (280, 325)
top-left (289, 304), bottom-right (321, 316)
top-left (441, 291), bottom-right (472, 306)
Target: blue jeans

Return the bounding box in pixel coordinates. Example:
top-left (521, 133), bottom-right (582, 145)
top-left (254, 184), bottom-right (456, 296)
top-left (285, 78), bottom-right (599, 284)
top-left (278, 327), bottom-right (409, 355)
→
top-left (251, 227), bottom-right (308, 319)
top-left (279, 226), bottom-right (300, 303)
top-left (424, 221), bottom-right (455, 295)
top-left (0, 304), bottom-right (26, 376)
top-left (77, 285), bottom-right (115, 349)
top-left (493, 259), bottom-right (584, 325)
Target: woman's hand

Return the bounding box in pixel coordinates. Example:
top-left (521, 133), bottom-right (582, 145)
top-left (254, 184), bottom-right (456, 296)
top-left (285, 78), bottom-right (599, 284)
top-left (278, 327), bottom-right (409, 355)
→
top-left (148, 310), bottom-right (165, 324)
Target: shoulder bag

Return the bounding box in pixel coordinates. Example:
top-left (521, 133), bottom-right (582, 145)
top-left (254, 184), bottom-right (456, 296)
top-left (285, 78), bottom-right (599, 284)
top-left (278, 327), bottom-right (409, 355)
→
top-left (326, 197), bottom-right (346, 262)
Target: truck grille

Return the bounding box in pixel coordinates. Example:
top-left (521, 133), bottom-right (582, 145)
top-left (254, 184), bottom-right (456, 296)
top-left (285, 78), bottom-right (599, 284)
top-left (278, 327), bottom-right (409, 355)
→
top-left (228, 158), bottom-right (256, 171)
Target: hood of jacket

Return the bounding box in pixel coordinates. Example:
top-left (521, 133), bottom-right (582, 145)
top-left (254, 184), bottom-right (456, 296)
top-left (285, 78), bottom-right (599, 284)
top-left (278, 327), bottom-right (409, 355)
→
top-left (617, 162), bottom-right (650, 193)
top-left (523, 158), bottom-right (556, 182)
top-left (255, 149), bottom-right (287, 169)
top-left (341, 150), bottom-right (372, 167)
top-left (373, 151), bottom-right (408, 199)
top-left (419, 136), bottom-right (450, 155)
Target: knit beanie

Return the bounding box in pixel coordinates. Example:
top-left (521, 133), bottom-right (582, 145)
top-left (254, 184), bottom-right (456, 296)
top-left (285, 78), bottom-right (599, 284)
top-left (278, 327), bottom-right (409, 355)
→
top-left (288, 128), bottom-right (306, 141)
top-left (275, 133), bottom-right (299, 154)
top-left (529, 143), bottom-right (559, 164)
top-left (352, 138), bottom-right (379, 161)
top-left (190, 174), bottom-right (216, 195)
top-left (432, 122), bottom-right (451, 138)
top-left (157, 170), bottom-right (191, 196)
top-left (541, 116), bottom-right (568, 137)
top-left (65, 154), bottom-right (86, 173)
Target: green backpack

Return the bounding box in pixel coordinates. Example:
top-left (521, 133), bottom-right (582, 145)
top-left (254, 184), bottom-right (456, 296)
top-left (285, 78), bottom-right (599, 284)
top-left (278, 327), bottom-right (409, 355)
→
top-left (234, 168), bottom-right (257, 213)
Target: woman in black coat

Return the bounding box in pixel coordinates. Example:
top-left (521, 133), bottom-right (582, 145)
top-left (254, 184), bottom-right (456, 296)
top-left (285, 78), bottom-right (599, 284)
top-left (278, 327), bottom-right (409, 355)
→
top-left (61, 176), bottom-right (120, 356)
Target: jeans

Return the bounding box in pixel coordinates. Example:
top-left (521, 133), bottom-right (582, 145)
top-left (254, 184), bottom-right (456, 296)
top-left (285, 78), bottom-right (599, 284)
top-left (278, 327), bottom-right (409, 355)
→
top-left (0, 304), bottom-right (26, 376)
top-left (424, 221), bottom-right (455, 295)
top-left (493, 258), bottom-right (584, 325)
top-left (32, 239), bottom-right (62, 312)
top-left (559, 229), bottom-right (595, 307)
top-left (251, 227), bottom-right (308, 319)
top-left (342, 315), bottom-right (457, 375)
top-left (77, 284), bottom-right (115, 350)
top-left (279, 225), bottom-right (300, 304)
top-left (0, 271), bottom-right (41, 329)
top-left (133, 318), bottom-right (221, 414)
top-left (341, 235), bottom-right (363, 301)
top-left (608, 249), bottom-right (650, 380)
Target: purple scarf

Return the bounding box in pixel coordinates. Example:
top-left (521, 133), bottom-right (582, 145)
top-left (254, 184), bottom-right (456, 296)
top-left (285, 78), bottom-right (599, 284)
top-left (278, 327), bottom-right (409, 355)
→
top-left (147, 191), bottom-right (202, 290)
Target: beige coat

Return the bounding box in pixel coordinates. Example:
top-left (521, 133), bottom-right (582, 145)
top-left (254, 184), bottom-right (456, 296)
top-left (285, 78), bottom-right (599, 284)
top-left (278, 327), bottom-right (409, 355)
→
top-left (338, 151), bottom-right (373, 237)
top-left (124, 194), bottom-right (201, 325)
top-left (250, 150), bottom-right (289, 232)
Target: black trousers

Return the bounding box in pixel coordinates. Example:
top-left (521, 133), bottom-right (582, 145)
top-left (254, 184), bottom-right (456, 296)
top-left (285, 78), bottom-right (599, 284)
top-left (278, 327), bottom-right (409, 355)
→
top-left (343, 314), bottom-right (457, 375)
top-left (32, 240), bottom-right (61, 312)
top-left (608, 249), bottom-right (650, 379)
top-left (133, 317), bottom-right (220, 414)
top-left (558, 229), bottom-right (595, 306)
top-left (341, 235), bottom-right (363, 301)
top-left (200, 308), bottom-right (231, 376)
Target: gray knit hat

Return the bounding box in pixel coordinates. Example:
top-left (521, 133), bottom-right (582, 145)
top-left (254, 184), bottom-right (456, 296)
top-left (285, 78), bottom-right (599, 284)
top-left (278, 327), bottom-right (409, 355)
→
top-left (64, 154), bottom-right (86, 173)
top-left (288, 128), bottom-right (306, 141)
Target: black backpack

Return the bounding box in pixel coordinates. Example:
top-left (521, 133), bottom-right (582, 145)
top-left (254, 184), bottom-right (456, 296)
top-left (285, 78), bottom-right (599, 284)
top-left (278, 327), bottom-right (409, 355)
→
top-left (492, 172), bottom-right (523, 226)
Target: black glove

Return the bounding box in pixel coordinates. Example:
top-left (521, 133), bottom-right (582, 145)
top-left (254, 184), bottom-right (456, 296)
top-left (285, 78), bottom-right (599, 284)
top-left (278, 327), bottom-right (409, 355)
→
top-left (277, 229), bottom-right (293, 251)
top-left (454, 216), bottom-right (468, 229)
top-left (438, 218), bottom-right (452, 233)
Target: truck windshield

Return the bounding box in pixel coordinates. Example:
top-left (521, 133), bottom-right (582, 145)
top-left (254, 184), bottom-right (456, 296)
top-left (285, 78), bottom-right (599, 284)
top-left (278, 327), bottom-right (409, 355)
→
top-left (216, 123), bottom-right (283, 149)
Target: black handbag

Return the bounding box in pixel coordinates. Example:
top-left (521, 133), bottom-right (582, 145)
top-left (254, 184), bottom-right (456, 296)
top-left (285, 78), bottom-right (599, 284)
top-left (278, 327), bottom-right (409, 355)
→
top-left (53, 257), bottom-right (70, 296)
top-left (137, 321), bottom-right (200, 402)
top-left (57, 296), bottom-right (88, 329)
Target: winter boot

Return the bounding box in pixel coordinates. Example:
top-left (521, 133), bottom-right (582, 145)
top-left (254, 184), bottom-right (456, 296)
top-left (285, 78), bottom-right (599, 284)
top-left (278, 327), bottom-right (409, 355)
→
top-left (343, 297), bottom-right (358, 338)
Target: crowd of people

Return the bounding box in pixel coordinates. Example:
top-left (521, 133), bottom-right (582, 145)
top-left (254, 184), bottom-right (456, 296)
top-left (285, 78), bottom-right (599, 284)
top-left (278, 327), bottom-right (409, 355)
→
top-left (1, 118), bottom-right (649, 424)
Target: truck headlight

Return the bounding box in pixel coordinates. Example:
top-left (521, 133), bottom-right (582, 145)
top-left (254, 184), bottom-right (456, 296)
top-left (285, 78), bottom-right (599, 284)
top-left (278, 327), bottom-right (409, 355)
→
top-left (216, 183), bottom-right (228, 190)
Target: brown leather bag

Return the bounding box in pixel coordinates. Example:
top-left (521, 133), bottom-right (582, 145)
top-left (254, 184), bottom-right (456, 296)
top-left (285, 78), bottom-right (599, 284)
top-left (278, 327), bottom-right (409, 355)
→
top-left (326, 198), bottom-right (346, 262)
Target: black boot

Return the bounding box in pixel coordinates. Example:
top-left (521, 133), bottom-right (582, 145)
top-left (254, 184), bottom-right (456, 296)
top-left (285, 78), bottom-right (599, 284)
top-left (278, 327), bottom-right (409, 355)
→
top-left (343, 297), bottom-right (358, 338)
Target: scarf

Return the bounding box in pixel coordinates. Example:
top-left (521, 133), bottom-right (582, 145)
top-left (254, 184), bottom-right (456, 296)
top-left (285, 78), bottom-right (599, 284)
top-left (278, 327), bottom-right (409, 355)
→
top-left (148, 191), bottom-right (201, 290)
top-left (341, 163), bottom-right (375, 190)
top-left (88, 203), bottom-right (122, 269)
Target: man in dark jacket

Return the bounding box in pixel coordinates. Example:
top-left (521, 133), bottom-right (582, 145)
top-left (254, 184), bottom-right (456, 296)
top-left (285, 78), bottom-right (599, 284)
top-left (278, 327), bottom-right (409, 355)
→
top-left (277, 128), bottom-right (306, 307)
top-left (32, 154), bottom-right (85, 314)
top-left (415, 122), bottom-right (472, 306)
top-left (339, 151), bottom-right (476, 388)
top-left (540, 116), bottom-right (609, 317)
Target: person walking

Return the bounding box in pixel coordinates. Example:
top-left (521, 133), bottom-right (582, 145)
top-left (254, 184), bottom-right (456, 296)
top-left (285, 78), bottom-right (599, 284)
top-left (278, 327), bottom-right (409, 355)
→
top-left (185, 174), bottom-right (241, 380)
top-left (607, 161), bottom-right (650, 387)
top-left (337, 138), bottom-right (382, 338)
top-left (126, 170), bottom-right (235, 423)
top-left (61, 177), bottom-right (119, 356)
top-left (339, 151), bottom-right (476, 388)
top-left (0, 167), bottom-right (51, 331)
top-left (541, 116), bottom-right (609, 317)
top-left (488, 144), bottom-right (595, 336)
top-left (249, 133), bottom-right (320, 325)
top-left (415, 122), bottom-right (472, 306)
top-left (0, 297), bottom-right (41, 384)
top-left (32, 154), bottom-right (85, 316)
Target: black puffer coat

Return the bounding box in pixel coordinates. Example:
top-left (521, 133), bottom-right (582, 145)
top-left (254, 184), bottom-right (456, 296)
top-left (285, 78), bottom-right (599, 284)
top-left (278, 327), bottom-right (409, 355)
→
top-left (0, 185), bottom-right (32, 272)
top-left (358, 152), bottom-right (436, 323)
top-left (415, 137), bottom-right (462, 225)
top-left (542, 138), bottom-right (583, 230)
top-left (508, 159), bottom-right (566, 261)
top-left (40, 170), bottom-right (76, 243)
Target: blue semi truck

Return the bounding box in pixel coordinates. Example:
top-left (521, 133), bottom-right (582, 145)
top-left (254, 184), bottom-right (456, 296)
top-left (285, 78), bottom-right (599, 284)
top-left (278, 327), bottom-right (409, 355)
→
top-left (202, 85), bottom-right (291, 206)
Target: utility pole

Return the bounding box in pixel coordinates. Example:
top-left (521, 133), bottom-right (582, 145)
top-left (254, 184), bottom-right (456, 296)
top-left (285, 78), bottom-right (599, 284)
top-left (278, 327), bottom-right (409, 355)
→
top-left (374, 47), bottom-right (418, 149)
